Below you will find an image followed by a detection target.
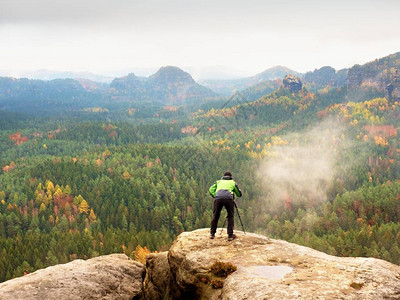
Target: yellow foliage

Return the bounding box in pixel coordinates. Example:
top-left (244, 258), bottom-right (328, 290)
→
top-left (74, 194), bottom-right (85, 206)
top-left (45, 180), bottom-right (55, 194)
top-left (133, 245), bottom-right (151, 264)
top-left (1, 200), bottom-right (5, 205)
top-left (43, 144), bottom-right (47, 149)
top-left (271, 136), bottom-right (288, 146)
top-left (102, 149), bottom-right (111, 159)
top-left (89, 209), bottom-right (97, 222)
top-left (39, 203), bottom-right (46, 213)
top-left (46, 189), bottom-right (53, 202)
top-left (374, 136), bottom-right (388, 146)
top-left (54, 187), bottom-right (63, 197)
top-left (78, 199), bottom-right (90, 214)
top-left (350, 119), bottom-right (358, 125)
top-left (123, 171), bottom-right (131, 180)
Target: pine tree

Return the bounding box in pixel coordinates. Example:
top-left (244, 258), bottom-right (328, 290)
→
top-left (78, 200), bottom-right (90, 215)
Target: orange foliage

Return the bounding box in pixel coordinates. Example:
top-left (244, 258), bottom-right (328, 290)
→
top-left (53, 193), bottom-right (74, 210)
top-left (2, 162), bottom-right (16, 173)
top-left (103, 124), bottom-right (117, 131)
top-left (133, 245), bottom-right (151, 264)
top-left (181, 125), bottom-right (198, 134)
top-left (163, 106), bottom-right (179, 111)
top-left (364, 125), bottom-right (397, 138)
top-left (108, 130), bottom-right (118, 138)
top-left (285, 194), bottom-right (292, 210)
top-left (9, 132), bottom-right (28, 145)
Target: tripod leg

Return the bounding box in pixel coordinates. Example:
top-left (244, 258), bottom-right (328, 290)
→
top-left (234, 201), bottom-right (246, 234)
top-left (220, 216), bottom-right (227, 235)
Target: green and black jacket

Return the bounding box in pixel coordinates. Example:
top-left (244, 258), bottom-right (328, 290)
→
top-left (209, 175), bottom-right (242, 200)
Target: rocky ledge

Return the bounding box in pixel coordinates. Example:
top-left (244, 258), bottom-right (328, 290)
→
top-left (0, 254), bottom-right (145, 300)
top-left (2, 230), bottom-right (400, 299)
top-left (145, 229), bottom-right (400, 299)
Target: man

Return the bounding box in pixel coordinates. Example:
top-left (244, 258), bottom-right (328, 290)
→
top-left (209, 171), bottom-right (242, 241)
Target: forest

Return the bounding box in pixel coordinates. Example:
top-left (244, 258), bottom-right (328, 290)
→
top-left (2, 54), bottom-right (400, 283)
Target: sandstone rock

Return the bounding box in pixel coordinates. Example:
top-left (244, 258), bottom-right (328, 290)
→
top-left (387, 69), bottom-right (400, 102)
top-left (148, 229), bottom-right (400, 299)
top-left (144, 252), bottom-right (175, 299)
top-left (0, 254), bottom-right (145, 300)
top-left (283, 74), bottom-right (302, 92)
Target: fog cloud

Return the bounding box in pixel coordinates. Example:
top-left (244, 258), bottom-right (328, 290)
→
top-left (258, 119), bottom-right (354, 210)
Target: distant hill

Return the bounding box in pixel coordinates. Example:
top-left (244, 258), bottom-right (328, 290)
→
top-left (346, 52), bottom-right (400, 100)
top-left (201, 66), bottom-right (302, 96)
top-left (0, 66), bottom-right (217, 113)
top-left (109, 66), bottom-right (217, 104)
top-left (304, 66), bottom-right (348, 90)
top-left (239, 79), bottom-right (282, 102)
top-left (19, 69), bottom-right (114, 83)
top-left (0, 77), bottom-right (103, 112)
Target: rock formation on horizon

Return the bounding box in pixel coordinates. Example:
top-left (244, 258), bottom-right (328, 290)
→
top-left (282, 74), bottom-right (303, 93)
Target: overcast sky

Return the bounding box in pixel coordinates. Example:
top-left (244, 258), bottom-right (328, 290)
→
top-left (1, 0), bottom-right (400, 78)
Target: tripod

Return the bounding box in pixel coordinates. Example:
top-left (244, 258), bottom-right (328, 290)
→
top-left (220, 201), bottom-right (246, 235)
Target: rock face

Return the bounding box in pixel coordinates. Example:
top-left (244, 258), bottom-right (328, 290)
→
top-left (145, 229), bottom-right (400, 299)
top-left (2, 231), bottom-right (400, 299)
top-left (0, 254), bottom-right (145, 300)
top-left (387, 69), bottom-right (400, 102)
top-left (282, 74), bottom-right (302, 92)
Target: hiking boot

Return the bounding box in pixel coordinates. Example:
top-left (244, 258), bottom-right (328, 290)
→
top-left (228, 234), bottom-right (236, 241)
top-left (210, 234), bottom-right (215, 239)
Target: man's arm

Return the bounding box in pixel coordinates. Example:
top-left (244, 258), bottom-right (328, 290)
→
top-left (233, 183), bottom-right (242, 197)
top-left (209, 182), bottom-right (217, 197)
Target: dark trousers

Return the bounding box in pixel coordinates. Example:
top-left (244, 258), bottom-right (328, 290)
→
top-left (210, 198), bottom-right (235, 236)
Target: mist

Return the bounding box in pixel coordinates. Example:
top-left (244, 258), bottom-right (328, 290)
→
top-left (258, 119), bottom-right (356, 211)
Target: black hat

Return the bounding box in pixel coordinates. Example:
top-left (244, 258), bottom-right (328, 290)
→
top-left (224, 171), bottom-right (232, 177)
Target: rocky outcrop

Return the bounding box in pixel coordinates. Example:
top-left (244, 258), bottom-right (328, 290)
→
top-left (0, 254), bottom-right (145, 300)
top-left (2, 230), bottom-right (400, 299)
top-left (144, 252), bottom-right (176, 299)
top-left (283, 74), bottom-right (302, 92)
top-left (145, 229), bottom-right (400, 299)
top-left (387, 69), bottom-right (400, 102)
